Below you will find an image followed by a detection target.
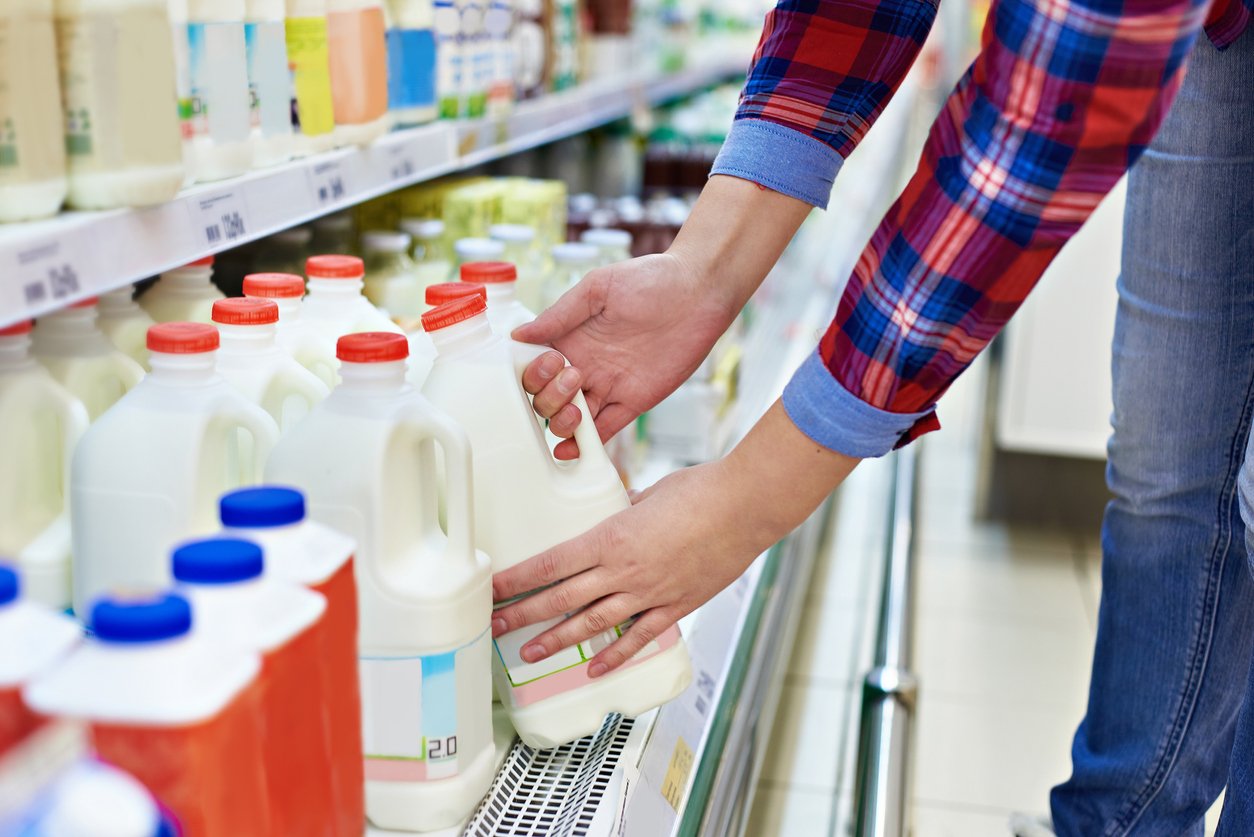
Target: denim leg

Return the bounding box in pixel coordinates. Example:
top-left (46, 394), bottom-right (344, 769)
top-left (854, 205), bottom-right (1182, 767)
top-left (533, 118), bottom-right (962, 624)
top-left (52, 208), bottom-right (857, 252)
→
top-left (1051, 32), bottom-right (1254, 837)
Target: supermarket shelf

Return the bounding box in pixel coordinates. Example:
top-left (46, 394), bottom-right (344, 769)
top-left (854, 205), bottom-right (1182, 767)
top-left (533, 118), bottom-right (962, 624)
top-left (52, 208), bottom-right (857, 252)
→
top-left (0, 53), bottom-right (747, 330)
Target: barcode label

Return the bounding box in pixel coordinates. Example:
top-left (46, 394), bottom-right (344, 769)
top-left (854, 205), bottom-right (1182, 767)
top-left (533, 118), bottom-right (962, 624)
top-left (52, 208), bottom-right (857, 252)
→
top-left (192, 191), bottom-right (252, 249)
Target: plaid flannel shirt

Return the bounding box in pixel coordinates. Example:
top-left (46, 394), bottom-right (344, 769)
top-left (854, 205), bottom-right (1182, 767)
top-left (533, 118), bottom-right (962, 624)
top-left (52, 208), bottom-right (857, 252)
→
top-left (712, 0), bottom-right (1251, 457)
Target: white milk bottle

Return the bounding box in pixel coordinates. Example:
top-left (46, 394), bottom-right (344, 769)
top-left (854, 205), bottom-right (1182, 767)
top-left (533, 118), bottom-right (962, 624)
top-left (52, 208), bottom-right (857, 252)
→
top-left (173, 0), bottom-right (252, 182)
top-left (70, 323), bottom-right (280, 615)
top-left (54, 0), bottom-right (185, 209)
top-left (460, 260), bottom-right (535, 333)
top-left (285, 0), bottom-right (338, 156)
top-left (580, 227), bottom-right (633, 267)
top-left (217, 486), bottom-right (363, 836)
top-left (242, 272), bottom-right (340, 388)
top-left (171, 537), bottom-right (343, 836)
top-left (451, 236), bottom-right (504, 280)
top-left (266, 331), bottom-right (494, 831)
top-left (0, 564), bottom-right (81, 754)
top-left (421, 295), bottom-right (692, 748)
top-left (363, 230), bottom-right (422, 321)
top-left (489, 223), bottom-right (544, 310)
top-left (0, 321), bottom-right (89, 610)
top-left (96, 286), bottom-right (156, 370)
top-left (245, 0), bottom-right (296, 167)
top-left (303, 255), bottom-right (405, 339)
top-left (24, 593), bottom-right (274, 835)
top-left (326, 0), bottom-right (391, 146)
top-left (211, 297), bottom-right (330, 431)
top-left (407, 282), bottom-right (484, 388)
top-left (401, 217), bottom-right (452, 293)
top-left (139, 255), bottom-right (225, 324)
top-left (0, 0), bottom-right (68, 222)
top-left (32, 299), bottom-right (146, 421)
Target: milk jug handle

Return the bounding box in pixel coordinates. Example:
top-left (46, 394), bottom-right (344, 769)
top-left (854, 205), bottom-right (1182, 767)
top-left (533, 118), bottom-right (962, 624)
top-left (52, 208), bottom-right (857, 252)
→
top-left (273, 365), bottom-right (331, 412)
top-left (509, 341), bottom-right (616, 478)
top-left (219, 404), bottom-right (281, 482)
top-left (49, 388), bottom-right (89, 507)
top-left (401, 404), bottom-right (475, 560)
top-left (110, 353), bottom-right (145, 392)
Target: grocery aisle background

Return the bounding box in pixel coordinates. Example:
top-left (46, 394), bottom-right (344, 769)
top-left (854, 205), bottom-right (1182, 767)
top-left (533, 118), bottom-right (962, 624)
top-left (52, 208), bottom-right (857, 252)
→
top-left (745, 356), bottom-right (1228, 836)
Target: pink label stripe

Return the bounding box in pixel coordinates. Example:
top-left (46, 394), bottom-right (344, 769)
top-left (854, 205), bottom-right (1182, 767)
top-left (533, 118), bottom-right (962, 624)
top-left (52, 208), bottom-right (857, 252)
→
top-left (364, 757), bottom-right (428, 782)
top-left (511, 626), bottom-right (681, 707)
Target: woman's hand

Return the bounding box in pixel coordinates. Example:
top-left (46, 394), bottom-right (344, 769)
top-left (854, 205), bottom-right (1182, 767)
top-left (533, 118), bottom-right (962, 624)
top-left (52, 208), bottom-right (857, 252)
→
top-left (490, 400), bottom-right (861, 676)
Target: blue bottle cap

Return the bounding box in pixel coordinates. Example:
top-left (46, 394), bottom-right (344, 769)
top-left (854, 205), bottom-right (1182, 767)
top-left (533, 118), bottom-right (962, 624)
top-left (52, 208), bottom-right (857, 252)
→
top-left (0, 564), bottom-right (17, 606)
top-left (91, 594), bottom-right (192, 644)
top-left (172, 538), bottom-right (264, 585)
top-left (219, 487), bottom-right (306, 529)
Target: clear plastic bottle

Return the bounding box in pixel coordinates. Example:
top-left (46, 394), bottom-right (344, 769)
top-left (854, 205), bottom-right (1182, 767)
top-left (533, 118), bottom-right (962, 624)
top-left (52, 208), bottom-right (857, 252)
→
top-left (55, 0), bottom-right (185, 209)
top-left (400, 217), bottom-right (451, 293)
top-left (580, 227), bottom-right (632, 267)
top-left (139, 256), bottom-right (225, 324)
top-left (362, 230), bottom-right (423, 320)
top-left (285, 0), bottom-right (338, 156)
top-left (0, 0), bottom-right (67, 222)
top-left (242, 272), bottom-right (339, 389)
top-left (244, 0), bottom-right (296, 167)
top-left (32, 299), bottom-right (146, 421)
top-left (546, 241), bottom-right (598, 309)
top-left (326, 0), bottom-right (391, 146)
top-left (489, 223), bottom-right (544, 311)
top-left (96, 286), bottom-right (156, 370)
top-left (451, 236), bottom-right (504, 280)
top-left (386, 0), bottom-right (438, 126)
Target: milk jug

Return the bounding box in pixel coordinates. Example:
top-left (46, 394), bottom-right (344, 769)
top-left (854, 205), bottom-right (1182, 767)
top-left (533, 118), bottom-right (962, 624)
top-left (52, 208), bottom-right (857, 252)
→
top-left (0, 565), bottom-right (81, 754)
top-left (140, 256), bottom-right (225, 324)
top-left (267, 332), bottom-right (495, 832)
top-left (421, 295), bottom-right (692, 748)
top-left (32, 299), bottom-right (146, 421)
top-left (489, 223), bottom-right (544, 311)
top-left (400, 217), bottom-right (452, 293)
top-left (546, 241), bottom-right (598, 309)
top-left (218, 486), bottom-right (362, 837)
top-left (304, 255), bottom-right (405, 339)
top-left (54, 0), bottom-right (185, 209)
top-left (70, 323), bottom-right (280, 615)
top-left (24, 593), bottom-right (272, 836)
top-left (211, 298), bottom-right (330, 431)
top-left (0, 321), bottom-right (89, 610)
top-left (242, 272), bottom-right (340, 389)
top-left (97, 286), bottom-right (157, 370)
top-left (244, 0), bottom-right (296, 167)
top-left (451, 236), bottom-right (504, 280)
top-left (174, 0), bottom-right (253, 183)
top-left (0, 0), bottom-right (68, 222)
top-left (362, 230), bottom-right (423, 320)
top-left (172, 538), bottom-right (340, 837)
top-left (285, 0), bottom-right (337, 156)
top-left (326, 0), bottom-right (391, 146)
top-left (460, 261), bottom-right (535, 333)
top-left (407, 282), bottom-right (484, 389)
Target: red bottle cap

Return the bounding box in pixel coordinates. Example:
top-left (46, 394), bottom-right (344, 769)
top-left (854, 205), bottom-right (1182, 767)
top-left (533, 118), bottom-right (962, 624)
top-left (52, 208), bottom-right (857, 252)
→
top-left (425, 282), bottom-right (486, 306)
top-left (306, 255), bottom-right (364, 279)
top-left (421, 295), bottom-right (488, 333)
top-left (0, 320), bottom-right (33, 336)
top-left (147, 322), bottom-right (220, 354)
top-left (186, 255), bottom-right (215, 267)
top-left (460, 261), bottom-right (517, 284)
top-left (243, 273), bottom-right (305, 299)
top-left (336, 332), bottom-right (409, 363)
top-left (70, 297), bottom-right (100, 309)
top-left (212, 298), bottom-right (279, 326)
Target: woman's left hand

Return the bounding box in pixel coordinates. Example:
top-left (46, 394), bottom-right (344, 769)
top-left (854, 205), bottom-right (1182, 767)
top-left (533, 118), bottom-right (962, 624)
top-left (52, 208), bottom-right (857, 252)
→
top-left (490, 459), bottom-right (773, 677)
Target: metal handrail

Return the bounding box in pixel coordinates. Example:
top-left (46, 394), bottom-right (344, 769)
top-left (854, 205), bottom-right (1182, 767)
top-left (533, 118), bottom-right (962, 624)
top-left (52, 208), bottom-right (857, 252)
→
top-left (853, 446), bottom-right (920, 837)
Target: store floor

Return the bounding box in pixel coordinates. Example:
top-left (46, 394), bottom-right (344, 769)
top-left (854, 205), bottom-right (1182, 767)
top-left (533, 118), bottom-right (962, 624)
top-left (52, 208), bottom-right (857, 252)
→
top-left (744, 359), bottom-right (1224, 836)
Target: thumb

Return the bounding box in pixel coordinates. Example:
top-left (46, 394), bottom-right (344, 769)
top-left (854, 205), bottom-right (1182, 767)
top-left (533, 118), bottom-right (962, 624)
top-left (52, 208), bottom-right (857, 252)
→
top-left (511, 273), bottom-right (604, 346)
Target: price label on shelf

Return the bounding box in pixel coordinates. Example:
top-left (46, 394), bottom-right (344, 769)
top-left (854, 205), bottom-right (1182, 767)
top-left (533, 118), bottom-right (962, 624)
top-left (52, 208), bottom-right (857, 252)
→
top-left (190, 190), bottom-right (252, 249)
top-left (14, 239), bottom-right (82, 313)
top-left (385, 143), bottom-right (417, 182)
top-left (308, 159), bottom-right (350, 207)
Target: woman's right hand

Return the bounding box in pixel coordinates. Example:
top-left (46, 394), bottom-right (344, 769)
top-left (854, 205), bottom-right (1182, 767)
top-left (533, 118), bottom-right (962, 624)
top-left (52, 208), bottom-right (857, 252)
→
top-left (514, 251), bottom-right (738, 459)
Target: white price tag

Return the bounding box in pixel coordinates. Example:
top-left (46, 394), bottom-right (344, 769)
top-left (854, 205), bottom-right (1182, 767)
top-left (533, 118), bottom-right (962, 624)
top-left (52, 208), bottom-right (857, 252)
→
top-left (308, 159), bottom-right (350, 207)
top-left (15, 239), bottom-right (82, 312)
top-left (386, 143), bottom-right (418, 182)
top-left (190, 190), bottom-right (252, 248)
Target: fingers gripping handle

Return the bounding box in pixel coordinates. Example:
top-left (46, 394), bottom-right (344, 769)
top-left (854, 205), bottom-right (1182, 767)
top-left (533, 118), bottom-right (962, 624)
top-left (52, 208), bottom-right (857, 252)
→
top-left (404, 404), bottom-right (475, 560)
top-left (509, 341), bottom-right (614, 477)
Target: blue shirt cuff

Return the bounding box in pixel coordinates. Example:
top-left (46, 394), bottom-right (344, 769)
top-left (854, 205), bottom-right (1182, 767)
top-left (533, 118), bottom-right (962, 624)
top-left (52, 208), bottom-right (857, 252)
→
top-left (710, 118), bottom-right (844, 209)
top-left (782, 351), bottom-right (934, 458)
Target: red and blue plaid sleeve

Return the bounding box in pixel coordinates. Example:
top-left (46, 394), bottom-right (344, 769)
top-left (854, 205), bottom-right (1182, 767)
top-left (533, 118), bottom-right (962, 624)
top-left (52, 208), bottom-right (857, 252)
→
top-left (710, 0), bottom-right (939, 208)
top-left (781, 0), bottom-right (1221, 457)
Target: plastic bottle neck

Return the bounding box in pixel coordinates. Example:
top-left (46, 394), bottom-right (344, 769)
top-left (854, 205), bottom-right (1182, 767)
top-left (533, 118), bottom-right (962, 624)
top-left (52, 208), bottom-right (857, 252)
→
top-left (337, 359), bottom-right (408, 391)
top-left (429, 312), bottom-right (494, 356)
top-left (270, 297), bottom-right (302, 322)
top-left (484, 282), bottom-right (518, 306)
top-left (149, 350), bottom-right (219, 385)
top-left (38, 307), bottom-right (100, 338)
top-left (308, 277), bottom-right (365, 301)
top-left (97, 289), bottom-right (143, 318)
top-left (157, 269), bottom-right (216, 296)
top-left (217, 323), bottom-right (280, 356)
top-left (0, 334), bottom-right (35, 372)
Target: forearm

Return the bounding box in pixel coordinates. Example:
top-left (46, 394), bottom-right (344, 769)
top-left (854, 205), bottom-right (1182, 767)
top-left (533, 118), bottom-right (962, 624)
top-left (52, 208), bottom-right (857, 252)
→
top-left (668, 175), bottom-right (813, 320)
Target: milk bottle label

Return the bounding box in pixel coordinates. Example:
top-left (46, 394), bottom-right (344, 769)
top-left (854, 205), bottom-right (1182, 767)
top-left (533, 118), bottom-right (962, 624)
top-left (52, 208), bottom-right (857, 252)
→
top-left (386, 28), bottom-right (437, 112)
top-left (186, 23), bottom-right (251, 145)
top-left (360, 630), bottom-right (491, 781)
top-left (433, 1), bottom-right (461, 119)
top-left (285, 17), bottom-right (336, 137)
top-left (245, 21), bottom-right (292, 138)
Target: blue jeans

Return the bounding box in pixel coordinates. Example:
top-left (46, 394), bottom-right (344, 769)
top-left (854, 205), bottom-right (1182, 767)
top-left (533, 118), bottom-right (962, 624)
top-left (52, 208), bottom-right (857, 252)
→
top-left (1049, 31), bottom-right (1254, 837)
